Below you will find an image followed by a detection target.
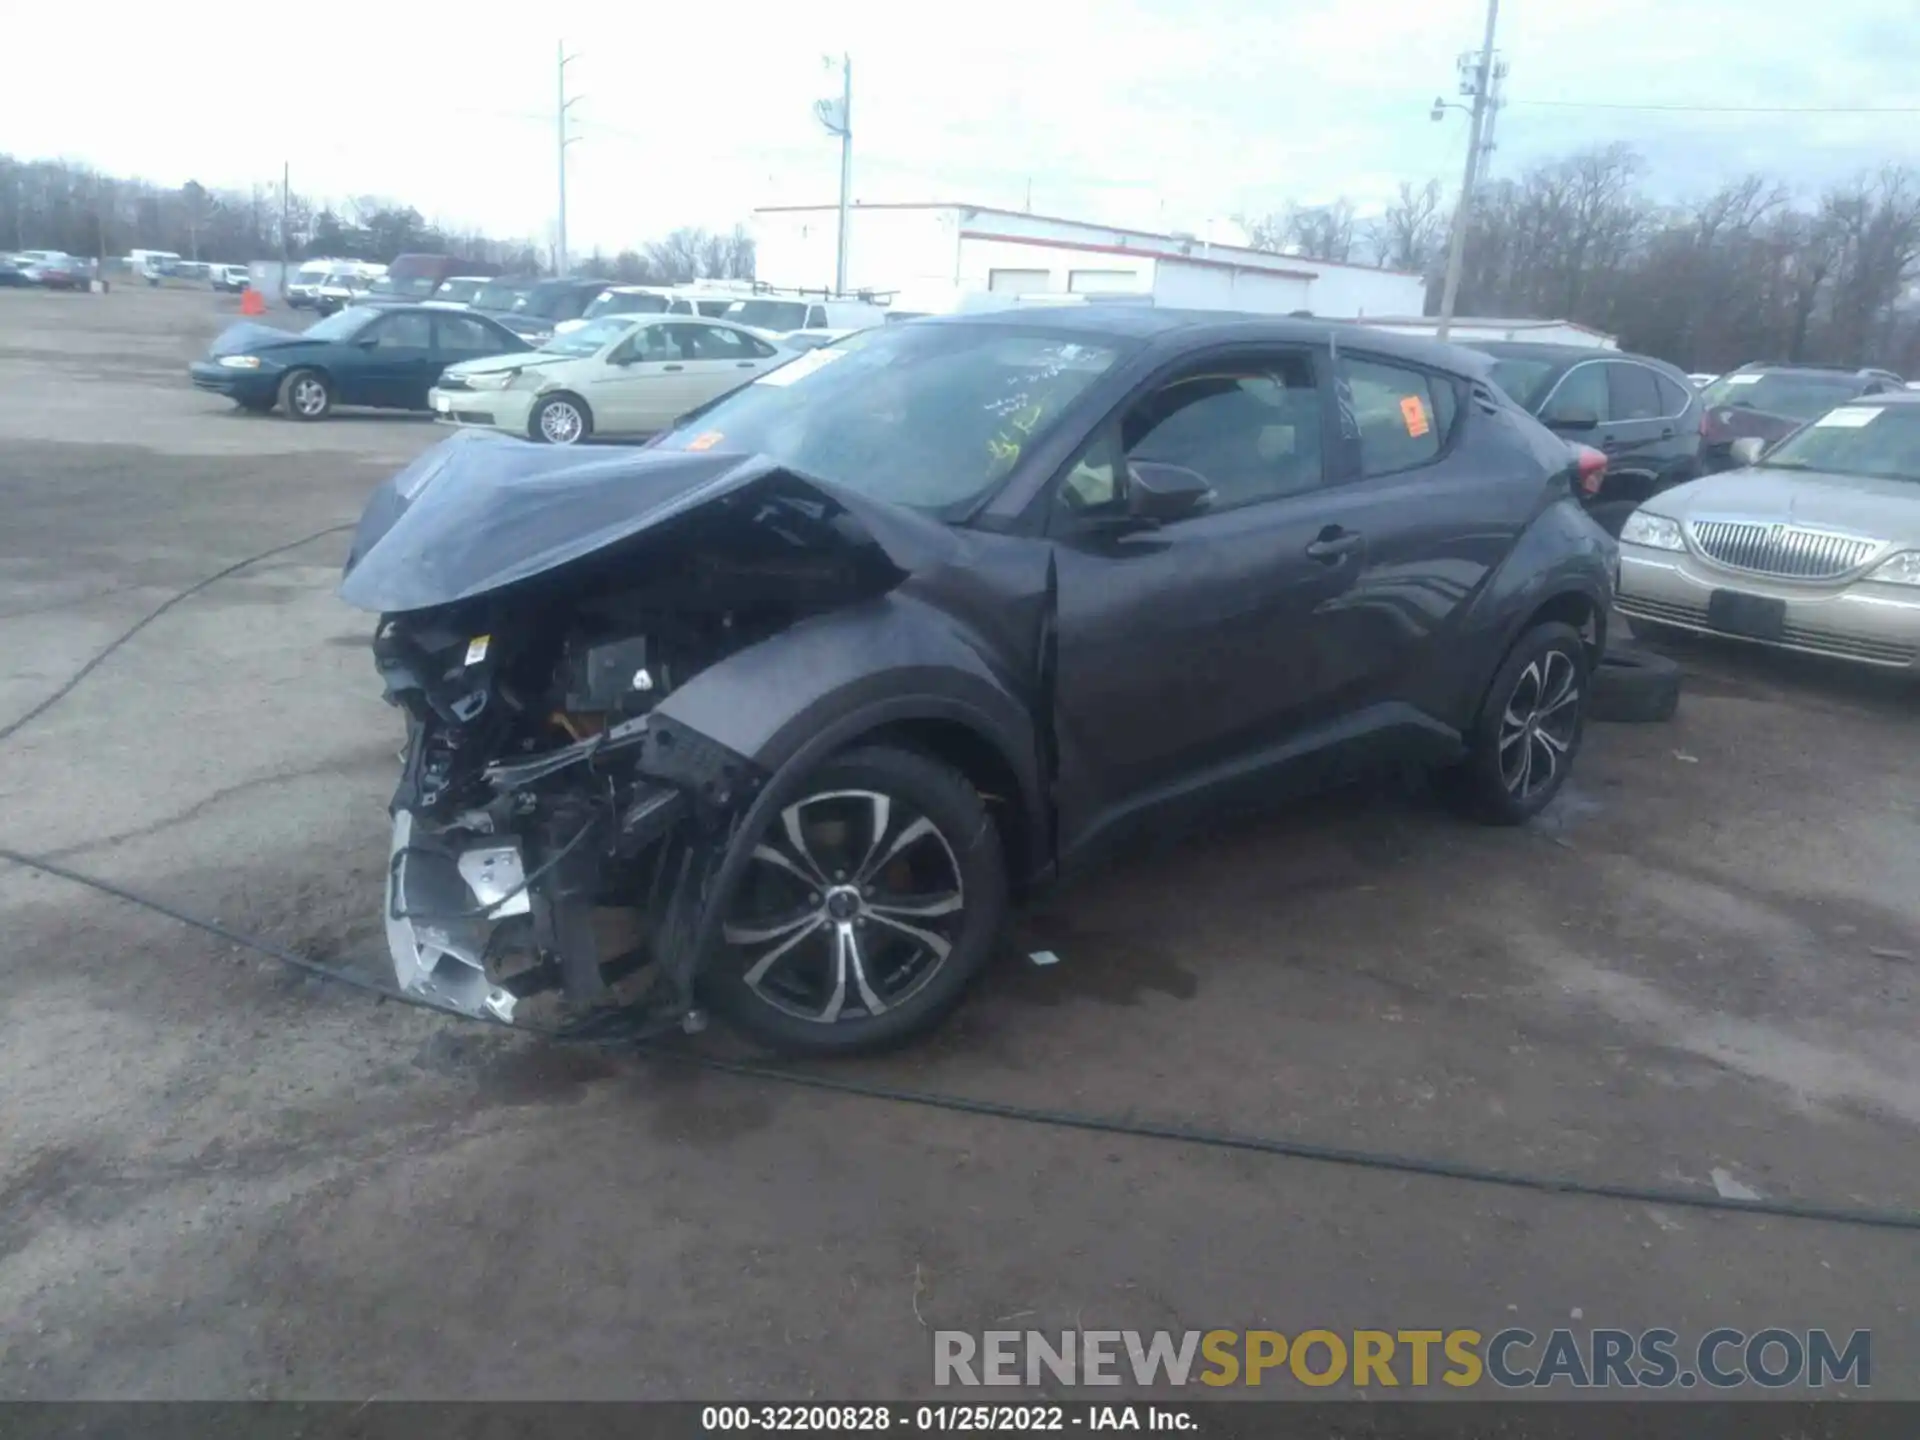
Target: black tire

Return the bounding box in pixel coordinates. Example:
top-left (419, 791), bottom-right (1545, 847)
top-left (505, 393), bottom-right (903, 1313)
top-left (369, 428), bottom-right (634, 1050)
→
top-left (278, 368), bottom-right (332, 421)
top-left (1447, 621), bottom-right (1590, 826)
top-left (531, 393), bottom-right (592, 445)
top-left (701, 744), bottom-right (1008, 1056)
top-left (1590, 643), bottom-right (1682, 723)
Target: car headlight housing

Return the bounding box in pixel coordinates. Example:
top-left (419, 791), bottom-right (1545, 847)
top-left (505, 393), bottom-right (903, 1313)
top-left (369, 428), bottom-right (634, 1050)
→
top-left (1867, 551), bottom-right (1920, 586)
top-left (217, 355), bottom-right (263, 369)
top-left (462, 369), bottom-right (521, 391)
top-left (1619, 510), bottom-right (1685, 552)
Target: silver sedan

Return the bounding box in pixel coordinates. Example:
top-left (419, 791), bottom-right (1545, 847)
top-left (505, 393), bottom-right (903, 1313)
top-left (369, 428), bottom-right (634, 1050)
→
top-left (1615, 392), bottom-right (1920, 670)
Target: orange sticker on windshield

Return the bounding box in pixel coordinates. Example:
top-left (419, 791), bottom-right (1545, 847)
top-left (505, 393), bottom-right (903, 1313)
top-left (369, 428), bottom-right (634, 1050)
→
top-left (1400, 394), bottom-right (1430, 437)
top-left (685, 431), bottom-right (724, 452)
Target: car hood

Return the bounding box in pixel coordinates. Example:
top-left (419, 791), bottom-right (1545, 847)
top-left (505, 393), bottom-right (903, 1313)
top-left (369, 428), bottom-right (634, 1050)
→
top-left (207, 321), bottom-right (319, 357)
top-left (443, 350), bottom-right (571, 379)
top-left (337, 429), bottom-right (969, 614)
top-left (1652, 465), bottom-right (1920, 543)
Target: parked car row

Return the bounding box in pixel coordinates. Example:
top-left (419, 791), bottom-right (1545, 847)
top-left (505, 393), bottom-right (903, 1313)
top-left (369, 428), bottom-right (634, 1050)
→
top-left (2, 250), bottom-right (90, 289)
top-left (189, 302), bottom-right (796, 441)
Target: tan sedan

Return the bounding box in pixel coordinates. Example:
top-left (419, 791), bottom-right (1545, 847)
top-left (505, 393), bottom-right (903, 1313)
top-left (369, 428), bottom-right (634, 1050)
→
top-left (1615, 393), bottom-right (1920, 669)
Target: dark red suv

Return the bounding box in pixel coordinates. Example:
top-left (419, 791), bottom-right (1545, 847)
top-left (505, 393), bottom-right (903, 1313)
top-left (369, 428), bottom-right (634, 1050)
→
top-left (1698, 363), bottom-right (1906, 472)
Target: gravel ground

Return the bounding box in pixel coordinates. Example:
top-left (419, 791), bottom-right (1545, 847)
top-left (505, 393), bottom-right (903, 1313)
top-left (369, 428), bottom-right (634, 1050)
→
top-left (0, 286), bottom-right (1915, 1402)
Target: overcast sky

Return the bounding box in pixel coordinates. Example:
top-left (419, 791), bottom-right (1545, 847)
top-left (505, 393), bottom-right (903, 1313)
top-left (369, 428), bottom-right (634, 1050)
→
top-left (3, 0), bottom-right (1915, 252)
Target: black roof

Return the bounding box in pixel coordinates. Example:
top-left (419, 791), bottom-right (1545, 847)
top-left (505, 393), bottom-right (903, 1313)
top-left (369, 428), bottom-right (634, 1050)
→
top-left (1463, 338), bottom-right (1688, 373)
top-left (932, 306), bottom-right (1495, 376)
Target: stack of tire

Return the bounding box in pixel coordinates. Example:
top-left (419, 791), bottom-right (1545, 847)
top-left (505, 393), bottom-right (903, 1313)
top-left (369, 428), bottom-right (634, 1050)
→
top-left (1590, 639), bottom-right (1682, 723)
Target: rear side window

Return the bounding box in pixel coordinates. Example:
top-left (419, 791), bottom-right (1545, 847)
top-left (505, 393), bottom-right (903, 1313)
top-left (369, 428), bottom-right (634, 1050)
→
top-left (807, 305), bottom-right (829, 328)
top-left (1340, 356), bottom-right (1458, 477)
top-left (1607, 362), bottom-right (1664, 421)
top-left (1653, 372), bottom-right (1692, 415)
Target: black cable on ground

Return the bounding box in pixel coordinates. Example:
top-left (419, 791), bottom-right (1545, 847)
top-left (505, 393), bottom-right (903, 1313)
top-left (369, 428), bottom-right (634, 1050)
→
top-left (0, 522), bottom-right (354, 746)
top-left (4, 842), bottom-right (1917, 1236)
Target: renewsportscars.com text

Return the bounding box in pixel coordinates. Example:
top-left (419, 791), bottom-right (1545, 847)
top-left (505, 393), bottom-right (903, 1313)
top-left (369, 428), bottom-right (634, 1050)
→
top-left (934, 1327), bottom-right (1871, 1390)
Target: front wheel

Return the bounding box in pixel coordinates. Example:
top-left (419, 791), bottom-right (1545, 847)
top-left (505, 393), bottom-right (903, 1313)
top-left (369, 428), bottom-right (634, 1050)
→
top-left (279, 368), bottom-right (332, 421)
top-left (1447, 621), bottom-right (1589, 825)
top-left (531, 393), bottom-right (591, 445)
top-left (702, 745), bottom-right (1008, 1055)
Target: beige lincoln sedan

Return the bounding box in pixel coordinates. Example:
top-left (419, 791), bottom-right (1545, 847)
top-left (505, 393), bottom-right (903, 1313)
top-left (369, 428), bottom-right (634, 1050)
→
top-left (1615, 392), bottom-right (1920, 670)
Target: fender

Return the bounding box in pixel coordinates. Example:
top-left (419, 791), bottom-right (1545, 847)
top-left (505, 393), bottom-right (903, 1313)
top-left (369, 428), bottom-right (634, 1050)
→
top-left (1443, 499), bottom-right (1615, 727)
top-left (651, 587), bottom-right (1051, 875)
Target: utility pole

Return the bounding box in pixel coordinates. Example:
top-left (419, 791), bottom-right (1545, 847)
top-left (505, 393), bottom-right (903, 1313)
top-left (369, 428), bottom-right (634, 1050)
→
top-left (1434, 0), bottom-right (1500, 343)
top-left (279, 162), bottom-right (290, 299)
top-left (556, 40), bottom-right (584, 277)
top-left (814, 54), bottom-right (853, 293)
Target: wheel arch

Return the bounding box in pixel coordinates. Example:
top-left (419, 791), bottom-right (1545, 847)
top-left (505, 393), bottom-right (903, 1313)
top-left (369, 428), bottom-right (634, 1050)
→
top-left (652, 595), bottom-right (1052, 896)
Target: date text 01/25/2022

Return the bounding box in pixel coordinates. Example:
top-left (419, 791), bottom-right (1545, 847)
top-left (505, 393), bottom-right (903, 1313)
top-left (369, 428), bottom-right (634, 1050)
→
top-left (700, 1403), bottom-right (1194, 1431)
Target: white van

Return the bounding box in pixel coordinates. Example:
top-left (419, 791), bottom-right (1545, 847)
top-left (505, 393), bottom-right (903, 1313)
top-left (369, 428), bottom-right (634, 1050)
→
top-left (552, 284), bottom-right (743, 336)
top-left (287, 258), bottom-right (378, 308)
top-left (721, 295), bottom-right (888, 338)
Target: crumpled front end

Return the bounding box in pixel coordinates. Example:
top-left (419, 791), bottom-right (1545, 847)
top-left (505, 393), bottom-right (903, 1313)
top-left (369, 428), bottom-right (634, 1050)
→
top-left (342, 434), bottom-right (944, 1034)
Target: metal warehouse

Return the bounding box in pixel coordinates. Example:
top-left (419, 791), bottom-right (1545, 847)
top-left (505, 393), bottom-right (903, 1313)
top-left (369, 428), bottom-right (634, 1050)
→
top-left (752, 201), bottom-right (1428, 317)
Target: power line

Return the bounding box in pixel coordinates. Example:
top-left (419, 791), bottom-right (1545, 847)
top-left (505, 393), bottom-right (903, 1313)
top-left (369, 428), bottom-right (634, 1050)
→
top-left (1512, 99), bottom-right (1920, 114)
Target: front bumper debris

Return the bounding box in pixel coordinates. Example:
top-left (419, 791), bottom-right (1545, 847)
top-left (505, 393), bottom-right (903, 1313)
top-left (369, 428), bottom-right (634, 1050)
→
top-left (385, 809), bottom-right (529, 1022)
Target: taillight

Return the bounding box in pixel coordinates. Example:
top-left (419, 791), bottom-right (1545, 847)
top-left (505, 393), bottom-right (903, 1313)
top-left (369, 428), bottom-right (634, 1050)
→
top-left (1574, 444), bottom-right (1607, 497)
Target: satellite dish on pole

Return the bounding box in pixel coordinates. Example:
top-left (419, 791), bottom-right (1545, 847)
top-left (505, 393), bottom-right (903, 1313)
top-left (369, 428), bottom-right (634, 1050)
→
top-left (814, 96), bottom-right (848, 136)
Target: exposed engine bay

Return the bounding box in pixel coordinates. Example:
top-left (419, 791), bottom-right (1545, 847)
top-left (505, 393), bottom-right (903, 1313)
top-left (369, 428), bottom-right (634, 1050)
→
top-left (341, 430), bottom-right (1030, 1037)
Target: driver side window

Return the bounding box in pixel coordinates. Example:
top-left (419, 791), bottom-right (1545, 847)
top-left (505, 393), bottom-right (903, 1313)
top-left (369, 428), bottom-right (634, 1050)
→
top-left (1055, 350), bottom-right (1325, 519)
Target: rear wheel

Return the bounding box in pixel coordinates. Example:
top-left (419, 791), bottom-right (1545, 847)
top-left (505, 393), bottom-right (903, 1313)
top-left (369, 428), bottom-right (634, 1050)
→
top-left (279, 368), bottom-right (332, 421)
top-left (702, 745), bottom-right (1007, 1055)
top-left (1447, 622), bottom-right (1589, 825)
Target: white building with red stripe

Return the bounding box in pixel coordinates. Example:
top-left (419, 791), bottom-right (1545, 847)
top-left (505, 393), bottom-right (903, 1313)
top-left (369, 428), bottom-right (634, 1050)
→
top-left (751, 201), bottom-right (1427, 318)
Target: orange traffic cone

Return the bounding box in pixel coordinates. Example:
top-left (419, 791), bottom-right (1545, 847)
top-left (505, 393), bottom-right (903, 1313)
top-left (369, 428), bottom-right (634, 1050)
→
top-left (240, 287), bottom-right (266, 317)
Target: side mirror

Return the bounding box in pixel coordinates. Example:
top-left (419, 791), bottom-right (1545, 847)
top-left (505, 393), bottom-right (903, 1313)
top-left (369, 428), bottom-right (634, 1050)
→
top-left (1126, 461), bottom-right (1213, 523)
top-left (1543, 405), bottom-right (1600, 432)
top-left (1729, 436), bottom-right (1767, 467)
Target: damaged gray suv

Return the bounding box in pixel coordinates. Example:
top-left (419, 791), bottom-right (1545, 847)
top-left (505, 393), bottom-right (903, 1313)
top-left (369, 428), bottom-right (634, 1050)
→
top-left (341, 310), bottom-right (1615, 1054)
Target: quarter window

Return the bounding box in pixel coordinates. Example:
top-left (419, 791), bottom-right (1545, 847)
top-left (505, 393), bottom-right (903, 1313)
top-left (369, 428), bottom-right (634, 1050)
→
top-left (1340, 356), bottom-right (1458, 477)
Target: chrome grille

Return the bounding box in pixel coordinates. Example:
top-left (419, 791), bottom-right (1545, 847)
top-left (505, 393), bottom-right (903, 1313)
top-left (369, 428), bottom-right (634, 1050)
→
top-left (1688, 520), bottom-right (1878, 580)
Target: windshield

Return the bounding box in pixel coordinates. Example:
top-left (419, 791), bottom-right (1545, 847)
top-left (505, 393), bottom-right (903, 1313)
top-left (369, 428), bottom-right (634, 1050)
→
top-left (1701, 372), bottom-right (1866, 420)
top-left (651, 323), bottom-right (1127, 514)
top-left (1759, 404), bottom-right (1920, 483)
top-left (540, 317), bottom-right (633, 358)
top-left (434, 279), bottom-right (486, 304)
top-left (475, 280), bottom-right (533, 311)
top-left (303, 308), bottom-right (376, 342)
top-left (725, 299), bottom-right (809, 331)
top-left (1484, 357), bottom-right (1561, 411)
top-left (366, 274), bottom-right (436, 299)
top-left (585, 290), bottom-right (667, 319)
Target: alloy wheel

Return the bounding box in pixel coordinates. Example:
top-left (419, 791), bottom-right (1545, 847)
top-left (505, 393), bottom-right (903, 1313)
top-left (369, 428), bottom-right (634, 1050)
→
top-left (291, 377), bottom-right (328, 417)
top-left (1497, 649), bottom-right (1580, 800)
top-left (539, 400), bottom-right (583, 444)
top-left (720, 789), bottom-right (966, 1025)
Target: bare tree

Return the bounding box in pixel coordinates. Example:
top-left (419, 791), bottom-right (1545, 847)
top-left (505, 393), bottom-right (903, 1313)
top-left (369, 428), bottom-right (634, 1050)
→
top-left (1365, 179), bottom-right (1445, 275)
